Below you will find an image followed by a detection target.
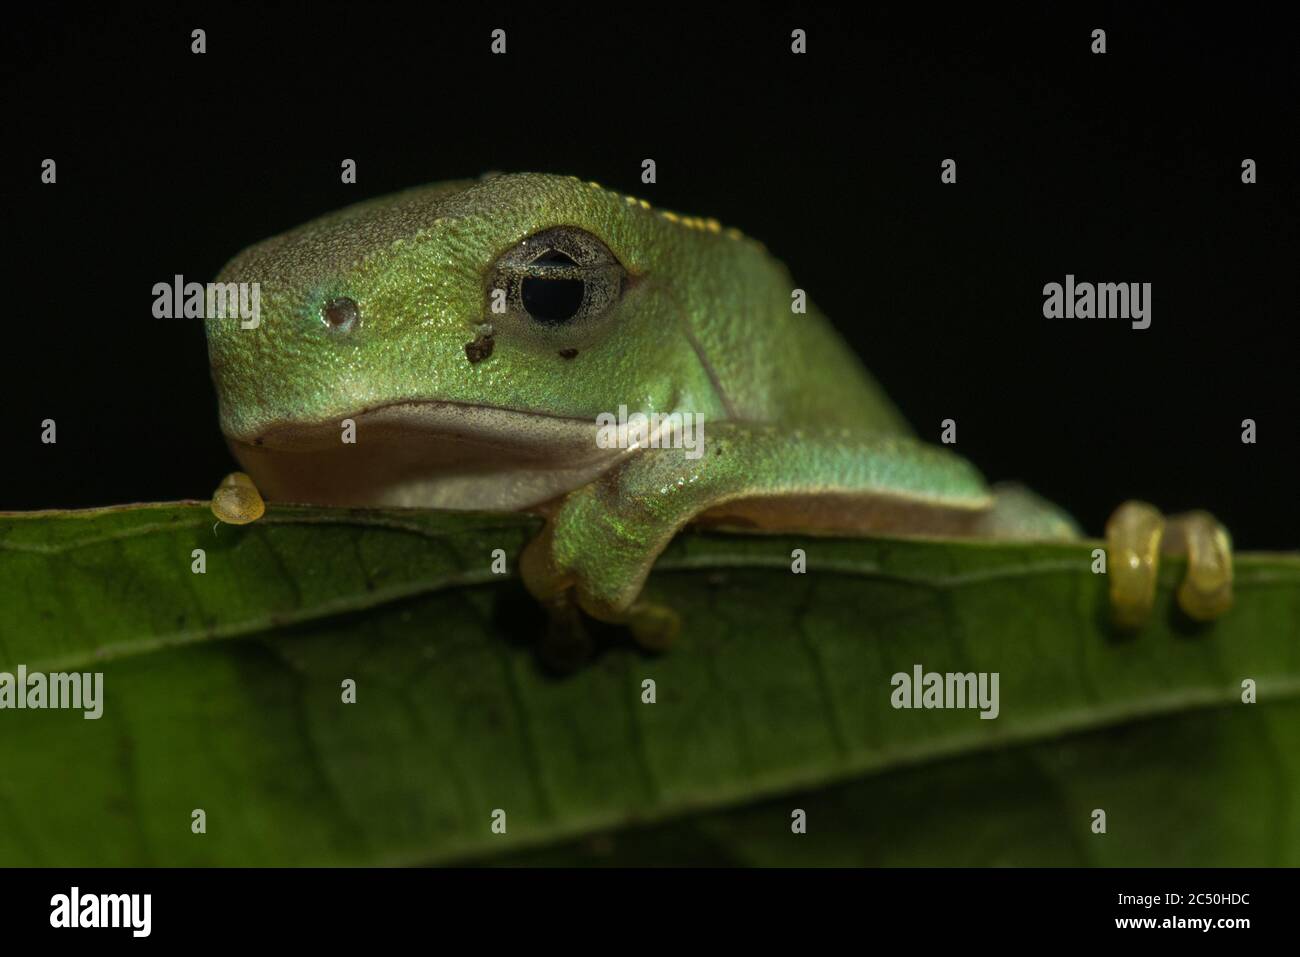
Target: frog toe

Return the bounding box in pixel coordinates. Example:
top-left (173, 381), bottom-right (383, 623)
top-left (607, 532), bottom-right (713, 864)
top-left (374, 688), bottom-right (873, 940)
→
top-left (1105, 500), bottom-right (1165, 630)
top-left (625, 600), bottom-right (681, 653)
top-left (1165, 510), bottom-right (1234, 622)
top-left (210, 471), bottom-right (265, 525)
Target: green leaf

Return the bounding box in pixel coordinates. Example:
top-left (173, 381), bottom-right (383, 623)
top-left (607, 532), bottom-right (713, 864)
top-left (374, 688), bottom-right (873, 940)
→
top-left (0, 503), bottom-right (1297, 866)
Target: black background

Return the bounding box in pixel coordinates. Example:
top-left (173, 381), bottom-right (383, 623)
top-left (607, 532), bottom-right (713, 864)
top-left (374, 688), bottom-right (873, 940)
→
top-left (0, 866), bottom-right (1275, 944)
top-left (3, 4), bottom-right (1296, 546)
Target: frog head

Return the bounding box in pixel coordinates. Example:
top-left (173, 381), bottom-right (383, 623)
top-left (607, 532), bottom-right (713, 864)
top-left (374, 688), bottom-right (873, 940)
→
top-left (204, 172), bottom-right (771, 509)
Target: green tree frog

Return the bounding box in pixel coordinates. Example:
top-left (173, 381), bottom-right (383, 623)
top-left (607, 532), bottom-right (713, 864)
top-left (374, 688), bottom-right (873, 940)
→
top-left (205, 172), bottom-right (1232, 648)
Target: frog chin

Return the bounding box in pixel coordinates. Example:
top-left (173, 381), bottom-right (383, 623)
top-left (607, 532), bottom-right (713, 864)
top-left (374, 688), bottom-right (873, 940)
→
top-left (225, 400), bottom-right (633, 512)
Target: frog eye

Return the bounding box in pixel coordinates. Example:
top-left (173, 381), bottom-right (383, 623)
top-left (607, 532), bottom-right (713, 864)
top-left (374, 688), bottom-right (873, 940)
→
top-left (490, 227), bottom-right (625, 330)
top-left (321, 296), bottom-right (360, 332)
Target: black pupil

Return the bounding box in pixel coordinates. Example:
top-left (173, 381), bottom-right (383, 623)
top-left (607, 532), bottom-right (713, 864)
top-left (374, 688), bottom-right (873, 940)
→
top-left (522, 249), bottom-right (584, 323)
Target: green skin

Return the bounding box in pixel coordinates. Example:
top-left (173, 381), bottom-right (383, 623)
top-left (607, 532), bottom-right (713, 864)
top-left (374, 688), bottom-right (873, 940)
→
top-left (205, 172), bottom-right (1221, 642)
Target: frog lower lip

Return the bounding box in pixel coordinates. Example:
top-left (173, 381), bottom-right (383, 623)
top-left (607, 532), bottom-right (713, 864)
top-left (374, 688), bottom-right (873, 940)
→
top-left (227, 399), bottom-right (630, 511)
top-left (243, 399), bottom-right (608, 459)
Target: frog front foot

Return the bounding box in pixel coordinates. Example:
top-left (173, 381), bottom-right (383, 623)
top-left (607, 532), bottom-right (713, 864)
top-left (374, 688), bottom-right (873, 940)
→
top-left (519, 497), bottom-right (683, 654)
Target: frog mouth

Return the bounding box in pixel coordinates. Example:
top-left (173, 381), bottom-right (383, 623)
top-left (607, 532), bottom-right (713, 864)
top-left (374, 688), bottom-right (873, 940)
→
top-left (226, 399), bottom-right (633, 512)
top-left (245, 399), bottom-right (611, 456)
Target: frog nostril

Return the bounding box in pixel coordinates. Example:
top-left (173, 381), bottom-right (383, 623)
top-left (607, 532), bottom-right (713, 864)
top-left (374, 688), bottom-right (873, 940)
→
top-left (321, 296), bottom-right (360, 332)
